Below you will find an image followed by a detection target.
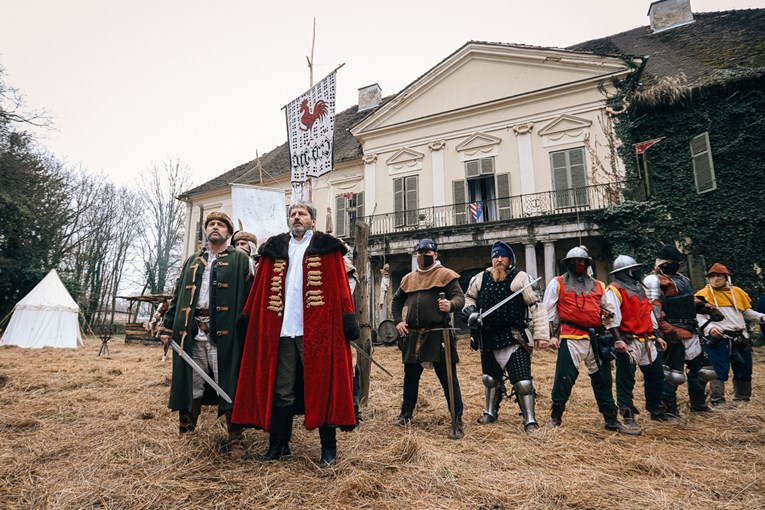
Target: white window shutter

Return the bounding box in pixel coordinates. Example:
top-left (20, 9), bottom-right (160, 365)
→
top-left (453, 179), bottom-right (467, 225)
top-left (335, 195), bottom-right (347, 237)
top-left (394, 178), bottom-right (404, 227)
top-left (356, 191), bottom-right (364, 221)
top-left (465, 160), bottom-right (480, 178)
top-left (496, 173), bottom-right (512, 220)
top-left (691, 132), bottom-right (717, 193)
top-left (480, 157), bottom-right (495, 175)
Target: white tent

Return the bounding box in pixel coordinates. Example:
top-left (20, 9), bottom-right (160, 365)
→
top-left (1, 269), bottom-right (84, 349)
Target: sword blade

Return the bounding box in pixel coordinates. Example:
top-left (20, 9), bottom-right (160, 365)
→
top-left (481, 276), bottom-right (541, 319)
top-left (350, 341), bottom-right (393, 377)
top-left (169, 339), bottom-right (232, 404)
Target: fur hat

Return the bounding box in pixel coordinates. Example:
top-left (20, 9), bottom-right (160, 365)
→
top-left (656, 244), bottom-right (684, 261)
top-left (204, 212), bottom-right (234, 237)
top-left (232, 230), bottom-right (258, 245)
top-left (706, 262), bottom-right (731, 276)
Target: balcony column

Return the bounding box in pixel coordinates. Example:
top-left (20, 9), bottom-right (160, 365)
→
top-left (513, 123), bottom-right (535, 195)
top-left (428, 140), bottom-right (446, 207)
top-left (524, 242), bottom-right (538, 279)
top-left (363, 153), bottom-right (377, 212)
top-left (543, 241), bottom-right (556, 285)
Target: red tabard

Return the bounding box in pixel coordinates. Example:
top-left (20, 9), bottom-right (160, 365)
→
top-left (231, 237), bottom-right (356, 431)
top-left (616, 287), bottom-right (654, 336)
top-left (557, 275), bottom-right (604, 339)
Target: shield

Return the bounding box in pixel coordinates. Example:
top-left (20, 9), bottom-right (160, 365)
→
top-left (377, 320), bottom-right (399, 346)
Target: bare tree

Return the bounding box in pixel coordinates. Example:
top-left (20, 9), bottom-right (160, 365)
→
top-left (138, 159), bottom-right (192, 296)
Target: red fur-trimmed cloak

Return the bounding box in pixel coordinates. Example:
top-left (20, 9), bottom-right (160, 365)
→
top-left (231, 231), bottom-right (357, 431)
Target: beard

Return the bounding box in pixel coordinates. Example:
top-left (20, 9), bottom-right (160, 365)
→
top-left (290, 221), bottom-right (308, 237)
top-left (491, 265), bottom-right (508, 282)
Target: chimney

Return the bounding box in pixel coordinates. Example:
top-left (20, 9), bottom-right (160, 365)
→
top-left (357, 84), bottom-right (382, 112)
top-left (648, 0), bottom-right (695, 33)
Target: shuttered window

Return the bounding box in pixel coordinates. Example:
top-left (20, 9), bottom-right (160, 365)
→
top-left (452, 179), bottom-right (467, 225)
top-left (465, 157), bottom-right (495, 178)
top-left (394, 176), bottom-right (418, 227)
top-left (496, 173), bottom-right (512, 219)
top-left (691, 132), bottom-right (716, 194)
top-left (335, 192), bottom-right (365, 237)
top-left (550, 147), bottom-right (588, 208)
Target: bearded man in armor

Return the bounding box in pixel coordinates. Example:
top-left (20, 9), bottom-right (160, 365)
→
top-left (544, 246), bottom-right (635, 434)
top-left (461, 241), bottom-right (549, 433)
top-left (643, 244), bottom-right (722, 421)
top-left (602, 255), bottom-right (673, 434)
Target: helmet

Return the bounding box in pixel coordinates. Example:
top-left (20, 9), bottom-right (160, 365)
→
top-left (610, 255), bottom-right (641, 275)
top-left (562, 245), bottom-right (591, 262)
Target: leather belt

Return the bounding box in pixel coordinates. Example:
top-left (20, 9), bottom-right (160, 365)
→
top-left (195, 308), bottom-right (210, 317)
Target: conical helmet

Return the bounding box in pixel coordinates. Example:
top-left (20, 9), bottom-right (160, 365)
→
top-left (610, 255), bottom-right (641, 274)
top-left (562, 245), bottom-right (591, 262)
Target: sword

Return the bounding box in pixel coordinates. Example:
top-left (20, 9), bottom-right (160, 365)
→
top-left (350, 341), bottom-right (393, 377)
top-left (439, 292), bottom-right (461, 440)
top-left (169, 339), bottom-right (232, 403)
top-left (469, 277), bottom-right (541, 326)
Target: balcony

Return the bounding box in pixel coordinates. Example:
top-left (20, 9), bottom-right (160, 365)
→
top-left (365, 183), bottom-right (622, 237)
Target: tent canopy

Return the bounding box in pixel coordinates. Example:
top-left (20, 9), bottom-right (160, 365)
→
top-left (1, 269), bottom-right (83, 349)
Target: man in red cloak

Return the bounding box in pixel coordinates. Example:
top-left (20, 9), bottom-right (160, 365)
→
top-left (232, 201), bottom-right (359, 467)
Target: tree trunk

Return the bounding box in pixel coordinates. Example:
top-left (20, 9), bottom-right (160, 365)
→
top-left (353, 220), bottom-right (372, 408)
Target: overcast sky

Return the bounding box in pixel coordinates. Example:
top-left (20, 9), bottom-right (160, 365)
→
top-left (1, 0), bottom-right (762, 188)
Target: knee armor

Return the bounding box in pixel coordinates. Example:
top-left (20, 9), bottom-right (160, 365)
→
top-left (663, 365), bottom-right (686, 387)
top-left (513, 379), bottom-right (537, 429)
top-left (481, 374), bottom-right (500, 419)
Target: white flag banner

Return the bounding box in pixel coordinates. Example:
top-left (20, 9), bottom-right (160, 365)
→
top-left (285, 70), bottom-right (337, 191)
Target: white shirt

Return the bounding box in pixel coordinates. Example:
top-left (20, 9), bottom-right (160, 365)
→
top-left (195, 251), bottom-right (217, 342)
top-left (280, 230), bottom-right (313, 337)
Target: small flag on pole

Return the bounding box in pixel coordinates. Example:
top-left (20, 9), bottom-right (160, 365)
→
top-left (634, 137), bottom-right (664, 155)
top-left (469, 201), bottom-right (483, 220)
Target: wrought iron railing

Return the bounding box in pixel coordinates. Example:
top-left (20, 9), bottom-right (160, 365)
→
top-left (365, 183), bottom-right (623, 236)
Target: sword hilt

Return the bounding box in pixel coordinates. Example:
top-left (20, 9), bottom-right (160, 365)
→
top-left (438, 292), bottom-right (449, 328)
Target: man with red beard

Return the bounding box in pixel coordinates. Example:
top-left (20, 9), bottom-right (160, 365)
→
top-left (544, 246), bottom-right (635, 434)
top-left (232, 201), bottom-right (359, 467)
top-left (462, 241), bottom-right (549, 433)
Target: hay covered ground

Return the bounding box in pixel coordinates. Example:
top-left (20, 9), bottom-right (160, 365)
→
top-left (1, 336), bottom-right (764, 510)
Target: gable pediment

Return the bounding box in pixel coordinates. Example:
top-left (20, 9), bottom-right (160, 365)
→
top-left (385, 148), bottom-right (424, 166)
top-left (538, 114), bottom-right (592, 136)
top-left (352, 42), bottom-right (632, 137)
top-left (455, 132), bottom-right (502, 153)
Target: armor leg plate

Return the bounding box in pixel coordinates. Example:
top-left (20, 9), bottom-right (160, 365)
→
top-left (478, 374), bottom-right (500, 423)
top-left (513, 380), bottom-right (538, 432)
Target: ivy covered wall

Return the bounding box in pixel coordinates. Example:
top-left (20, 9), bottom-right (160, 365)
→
top-left (595, 78), bottom-right (765, 295)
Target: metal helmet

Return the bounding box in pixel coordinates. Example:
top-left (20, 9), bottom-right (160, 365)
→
top-left (610, 255), bottom-right (642, 275)
top-left (562, 245), bottom-right (591, 262)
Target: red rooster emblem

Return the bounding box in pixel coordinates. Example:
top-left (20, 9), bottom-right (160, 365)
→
top-left (299, 99), bottom-right (329, 131)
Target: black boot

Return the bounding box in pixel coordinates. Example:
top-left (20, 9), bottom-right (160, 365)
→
top-left (689, 385), bottom-right (710, 412)
top-left (319, 426), bottom-right (337, 467)
top-left (602, 406), bottom-right (640, 435)
top-left (190, 398), bottom-right (203, 429)
top-left (659, 396), bottom-right (687, 424)
top-left (550, 402), bottom-right (565, 427)
top-left (733, 380), bottom-right (752, 401)
top-left (393, 409), bottom-right (413, 426)
top-left (258, 406), bottom-right (293, 461)
top-left (179, 410), bottom-right (195, 434)
top-left (619, 406), bottom-right (642, 434)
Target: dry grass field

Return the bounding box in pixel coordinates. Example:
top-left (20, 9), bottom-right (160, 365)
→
top-left (1, 336), bottom-right (764, 510)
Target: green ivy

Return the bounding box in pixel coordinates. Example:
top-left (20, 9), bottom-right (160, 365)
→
top-left (599, 78), bottom-right (765, 295)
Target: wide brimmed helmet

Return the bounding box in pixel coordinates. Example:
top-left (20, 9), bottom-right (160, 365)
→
top-left (610, 255), bottom-right (641, 275)
top-left (562, 245), bottom-right (591, 262)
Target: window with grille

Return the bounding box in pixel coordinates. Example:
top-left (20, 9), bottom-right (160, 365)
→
top-left (465, 157), bottom-right (495, 178)
top-left (393, 176), bottom-right (418, 227)
top-left (691, 132), bottom-right (716, 194)
top-left (550, 147), bottom-right (588, 208)
top-left (335, 192), bottom-right (364, 237)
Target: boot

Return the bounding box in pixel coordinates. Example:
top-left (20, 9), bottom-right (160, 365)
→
top-left (709, 380), bottom-right (726, 406)
top-left (191, 398), bottom-right (203, 429)
top-left (393, 409), bottom-right (413, 427)
top-left (733, 380), bottom-right (752, 401)
top-left (318, 426), bottom-right (337, 467)
top-left (688, 385), bottom-right (711, 412)
top-left (226, 412), bottom-right (246, 460)
top-left (619, 407), bottom-right (642, 435)
top-left (662, 395), bottom-right (686, 423)
top-left (649, 407), bottom-right (683, 424)
top-left (258, 406), bottom-right (293, 461)
top-left (451, 416), bottom-right (464, 440)
top-left (178, 410), bottom-right (195, 434)
top-left (550, 402), bottom-right (565, 427)
top-left (602, 406), bottom-right (641, 435)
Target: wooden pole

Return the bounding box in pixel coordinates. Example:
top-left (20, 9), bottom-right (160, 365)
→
top-left (353, 219), bottom-right (372, 408)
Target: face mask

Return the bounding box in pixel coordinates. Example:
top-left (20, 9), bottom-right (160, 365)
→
top-left (662, 262), bottom-right (680, 274)
top-left (419, 254), bottom-right (434, 268)
top-left (567, 261), bottom-right (587, 275)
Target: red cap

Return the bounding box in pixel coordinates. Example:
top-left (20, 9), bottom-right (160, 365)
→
top-left (706, 262), bottom-right (731, 276)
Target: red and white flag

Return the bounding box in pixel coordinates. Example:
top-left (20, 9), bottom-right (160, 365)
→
top-left (634, 137), bottom-right (664, 155)
top-left (285, 71), bottom-right (337, 198)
